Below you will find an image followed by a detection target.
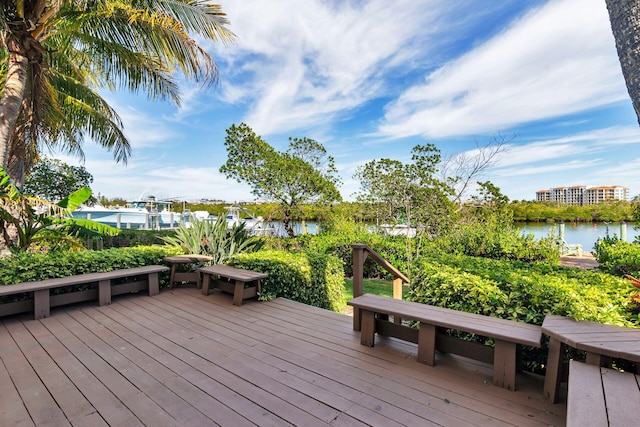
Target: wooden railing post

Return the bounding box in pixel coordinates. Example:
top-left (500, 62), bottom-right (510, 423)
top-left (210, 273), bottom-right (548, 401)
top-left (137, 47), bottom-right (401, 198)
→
top-left (351, 243), bottom-right (410, 329)
top-left (351, 243), bottom-right (367, 331)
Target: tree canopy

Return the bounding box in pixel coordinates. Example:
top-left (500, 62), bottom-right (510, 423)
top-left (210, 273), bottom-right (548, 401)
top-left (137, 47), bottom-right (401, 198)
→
top-left (220, 123), bottom-right (342, 236)
top-left (354, 144), bottom-right (456, 236)
top-left (23, 156), bottom-right (94, 203)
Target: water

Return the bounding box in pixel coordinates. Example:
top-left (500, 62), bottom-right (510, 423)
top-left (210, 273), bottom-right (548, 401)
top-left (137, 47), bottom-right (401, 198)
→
top-left (517, 222), bottom-right (639, 251)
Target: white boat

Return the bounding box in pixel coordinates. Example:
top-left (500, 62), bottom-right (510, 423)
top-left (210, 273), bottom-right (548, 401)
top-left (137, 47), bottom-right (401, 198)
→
top-left (224, 205), bottom-right (265, 233)
top-left (72, 196), bottom-right (180, 230)
top-left (181, 204), bottom-right (272, 235)
top-left (379, 223), bottom-right (417, 238)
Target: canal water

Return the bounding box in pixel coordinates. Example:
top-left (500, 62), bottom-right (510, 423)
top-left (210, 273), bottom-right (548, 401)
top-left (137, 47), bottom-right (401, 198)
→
top-left (517, 222), bottom-right (639, 251)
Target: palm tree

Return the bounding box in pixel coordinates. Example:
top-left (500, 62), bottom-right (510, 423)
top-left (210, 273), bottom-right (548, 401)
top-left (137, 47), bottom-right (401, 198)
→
top-left (0, 1), bottom-right (234, 185)
top-left (605, 0), bottom-right (640, 126)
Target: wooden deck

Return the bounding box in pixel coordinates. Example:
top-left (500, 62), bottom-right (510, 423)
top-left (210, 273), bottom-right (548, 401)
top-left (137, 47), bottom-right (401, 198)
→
top-left (0, 288), bottom-right (566, 426)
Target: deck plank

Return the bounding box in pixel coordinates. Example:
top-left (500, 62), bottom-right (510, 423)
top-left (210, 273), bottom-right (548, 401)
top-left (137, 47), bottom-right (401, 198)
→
top-left (0, 288), bottom-right (566, 426)
top-left (171, 290), bottom-right (564, 424)
top-left (0, 319), bottom-right (70, 426)
top-left (3, 319), bottom-right (100, 424)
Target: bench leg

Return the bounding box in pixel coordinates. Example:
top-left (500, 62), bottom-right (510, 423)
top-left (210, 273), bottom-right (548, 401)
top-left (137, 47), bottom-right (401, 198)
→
top-left (201, 273), bottom-right (211, 295)
top-left (360, 310), bottom-right (376, 346)
top-left (233, 280), bottom-right (245, 306)
top-left (585, 352), bottom-right (610, 367)
top-left (98, 279), bottom-right (111, 306)
top-left (493, 340), bottom-right (517, 390)
top-left (33, 289), bottom-right (50, 320)
top-left (147, 272), bottom-right (159, 296)
top-left (417, 323), bottom-right (436, 366)
top-left (544, 337), bottom-right (563, 403)
top-left (169, 264), bottom-right (178, 289)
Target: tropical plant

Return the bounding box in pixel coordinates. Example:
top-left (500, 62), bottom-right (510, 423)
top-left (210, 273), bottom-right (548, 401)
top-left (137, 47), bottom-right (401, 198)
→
top-left (0, 167), bottom-right (117, 251)
top-left (220, 123), bottom-right (342, 237)
top-left (0, 1), bottom-right (234, 185)
top-left (161, 216), bottom-right (264, 265)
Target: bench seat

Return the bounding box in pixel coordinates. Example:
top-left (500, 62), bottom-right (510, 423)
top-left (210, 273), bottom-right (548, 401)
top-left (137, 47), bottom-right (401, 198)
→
top-left (199, 265), bottom-right (268, 306)
top-left (542, 315), bottom-right (640, 403)
top-left (0, 265), bottom-right (169, 319)
top-left (348, 294), bottom-right (542, 390)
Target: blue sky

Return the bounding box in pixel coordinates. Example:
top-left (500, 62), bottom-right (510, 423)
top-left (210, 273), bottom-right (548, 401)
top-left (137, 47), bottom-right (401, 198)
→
top-left (57, 0), bottom-right (640, 203)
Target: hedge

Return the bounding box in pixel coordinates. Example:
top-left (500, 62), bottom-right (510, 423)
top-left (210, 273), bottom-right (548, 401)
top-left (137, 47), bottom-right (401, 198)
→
top-left (407, 254), bottom-right (639, 373)
top-left (228, 249), bottom-right (344, 312)
top-left (0, 246), bottom-right (180, 285)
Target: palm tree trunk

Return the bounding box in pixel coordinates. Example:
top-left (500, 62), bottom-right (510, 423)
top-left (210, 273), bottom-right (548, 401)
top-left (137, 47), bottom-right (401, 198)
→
top-left (0, 37), bottom-right (29, 169)
top-left (605, 0), bottom-right (640, 126)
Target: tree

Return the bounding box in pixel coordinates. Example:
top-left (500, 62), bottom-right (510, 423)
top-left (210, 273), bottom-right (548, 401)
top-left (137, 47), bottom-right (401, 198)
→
top-left (354, 144), bottom-right (456, 237)
top-left (605, 0), bottom-right (640, 126)
top-left (23, 156), bottom-right (94, 202)
top-left (0, 1), bottom-right (234, 185)
top-left (438, 135), bottom-right (510, 207)
top-left (220, 123), bottom-right (342, 237)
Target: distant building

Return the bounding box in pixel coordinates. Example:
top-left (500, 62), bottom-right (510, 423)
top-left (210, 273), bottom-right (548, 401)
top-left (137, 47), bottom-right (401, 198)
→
top-left (535, 185), bottom-right (628, 205)
top-left (536, 189), bottom-right (550, 202)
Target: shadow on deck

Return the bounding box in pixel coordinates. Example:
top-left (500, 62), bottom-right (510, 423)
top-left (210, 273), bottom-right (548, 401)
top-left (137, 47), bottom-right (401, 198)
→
top-left (0, 288), bottom-right (566, 426)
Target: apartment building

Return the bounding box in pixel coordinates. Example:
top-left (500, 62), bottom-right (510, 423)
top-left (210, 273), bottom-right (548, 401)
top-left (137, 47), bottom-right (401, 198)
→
top-left (535, 185), bottom-right (628, 205)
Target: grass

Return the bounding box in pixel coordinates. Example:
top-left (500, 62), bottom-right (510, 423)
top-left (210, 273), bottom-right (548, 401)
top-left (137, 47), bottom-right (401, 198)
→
top-left (341, 278), bottom-right (395, 310)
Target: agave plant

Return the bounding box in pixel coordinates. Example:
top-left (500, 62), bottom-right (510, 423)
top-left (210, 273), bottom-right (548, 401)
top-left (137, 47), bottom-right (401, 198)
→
top-left (161, 216), bottom-right (264, 265)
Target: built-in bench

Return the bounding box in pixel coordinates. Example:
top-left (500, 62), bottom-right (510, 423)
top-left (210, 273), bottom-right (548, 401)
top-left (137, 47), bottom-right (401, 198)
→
top-left (347, 293), bottom-right (543, 391)
top-left (0, 265), bottom-right (169, 319)
top-left (199, 264), bottom-right (268, 306)
top-left (567, 359), bottom-right (640, 426)
top-left (542, 314), bottom-right (640, 403)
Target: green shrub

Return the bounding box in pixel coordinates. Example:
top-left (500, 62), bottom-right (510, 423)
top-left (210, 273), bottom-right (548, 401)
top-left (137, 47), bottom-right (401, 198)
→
top-left (101, 229), bottom-right (175, 248)
top-left (594, 237), bottom-right (640, 277)
top-left (228, 250), bottom-right (344, 312)
top-left (0, 245), bottom-right (179, 285)
top-left (407, 254), bottom-right (639, 373)
top-left (262, 222), bottom-right (413, 279)
top-left (436, 218), bottom-right (560, 263)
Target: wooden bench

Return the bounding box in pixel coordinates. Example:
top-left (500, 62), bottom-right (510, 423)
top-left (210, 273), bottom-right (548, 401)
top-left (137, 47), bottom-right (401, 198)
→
top-left (0, 265), bottom-right (169, 320)
top-left (199, 265), bottom-right (268, 306)
top-left (347, 294), bottom-right (543, 390)
top-left (163, 255), bottom-right (213, 288)
top-left (542, 315), bottom-right (640, 403)
top-left (567, 360), bottom-right (640, 426)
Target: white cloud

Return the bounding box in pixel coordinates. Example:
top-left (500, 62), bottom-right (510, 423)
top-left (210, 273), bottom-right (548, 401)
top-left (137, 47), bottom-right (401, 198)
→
top-left (210, 0), bottom-right (459, 136)
top-left (378, 0), bottom-right (627, 138)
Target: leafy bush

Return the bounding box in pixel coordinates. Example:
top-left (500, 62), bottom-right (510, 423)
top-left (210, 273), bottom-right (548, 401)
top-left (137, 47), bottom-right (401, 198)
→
top-left (101, 229), bottom-right (175, 248)
top-left (436, 217), bottom-right (559, 263)
top-left (407, 254), bottom-right (639, 373)
top-left (263, 218), bottom-right (413, 279)
top-left (0, 245), bottom-right (179, 285)
top-left (228, 250), bottom-right (344, 311)
top-left (161, 217), bottom-right (263, 264)
top-left (594, 237), bottom-right (640, 277)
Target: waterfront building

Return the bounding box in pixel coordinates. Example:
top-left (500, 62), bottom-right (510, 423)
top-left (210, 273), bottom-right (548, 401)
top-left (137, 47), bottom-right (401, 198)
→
top-left (535, 185), bottom-right (628, 205)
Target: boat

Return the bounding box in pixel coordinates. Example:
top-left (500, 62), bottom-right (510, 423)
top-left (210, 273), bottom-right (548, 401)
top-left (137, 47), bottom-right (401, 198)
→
top-left (379, 223), bottom-right (417, 237)
top-left (181, 204), bottom-right (272, 235)
top-left (71, 196), bottom-right (180, 230)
